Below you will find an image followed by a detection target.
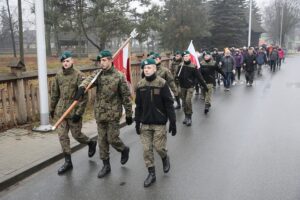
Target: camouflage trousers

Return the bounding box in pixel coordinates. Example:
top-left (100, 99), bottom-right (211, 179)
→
top-left (181, 87), bottom-right (195, 115)
top-left (204, 84), bottom-right (214, 105)
top-left (97, 121), bottom-right (126, 160)
top-left (140, 124), bottom-right (168, 168)
top-left (57, 118), bottom-right (90, 154)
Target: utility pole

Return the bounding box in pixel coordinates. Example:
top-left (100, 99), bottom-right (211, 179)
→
top-left (18, 0), bottom-right (24, 63)
top-left (32, 0), bottom-right (52, 132)
top-left (279, 4), bottom-right (284, 47)
top-left (248, 0), bottom-right (253, 47)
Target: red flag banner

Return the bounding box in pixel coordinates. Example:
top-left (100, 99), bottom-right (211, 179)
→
top-left (187, 40), bottom-right (200, 69)
top-left (113, 42), bottom-right (131, 84)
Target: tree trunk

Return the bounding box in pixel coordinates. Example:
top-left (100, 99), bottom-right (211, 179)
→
top-left (6, 0), bottom-right (16, 57)
top-left (54, 25), bottom-right (61, 56)
top-left (18, 0), bottom-right (24, 64)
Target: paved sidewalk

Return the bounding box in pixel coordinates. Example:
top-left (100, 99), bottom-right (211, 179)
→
top-left (0, 117), bottom-right (126, 191)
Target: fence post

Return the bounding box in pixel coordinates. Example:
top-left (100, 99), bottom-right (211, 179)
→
top-left (14, 77), bottom-right (28, 124)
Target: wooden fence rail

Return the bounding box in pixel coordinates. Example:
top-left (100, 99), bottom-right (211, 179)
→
top-left (0, 55), bottom-right (172, 130)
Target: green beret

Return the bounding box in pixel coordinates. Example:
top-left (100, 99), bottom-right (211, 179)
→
top-left (182, 50), bottom-right (190, 56)
top-left (175, 50), bottom-right (182, 56)
top-left (96, 50), bottom-right (112, 61)
top-left (60, 51), bottom-right (72, 62)
top-left (152, 53), bottom-right (161, 59)
top-left (204, 51), bottom-right (211, 55)
top-left (141, 58), bottom-right (156, 68)
top-left (147, 51), bottom-right (155, 57)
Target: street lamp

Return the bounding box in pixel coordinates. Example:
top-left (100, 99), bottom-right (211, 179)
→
top-left (279, 4), bottom-right (284, 47)
top-left (248, 0), bottom-right (253, 47)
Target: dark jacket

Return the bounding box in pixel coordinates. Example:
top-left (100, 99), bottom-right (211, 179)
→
top-left (135, 75), bottom-right (176, 125)
top-left (212, 52), bottom-right (222, 64)
top-left (270, 50), bottom-right (279, 61)
top-left (176, 61), bottom-right (207, 89)
top-left (200, 60), bottom-right (225, 84)
top-left (243, 54), bottom-right (257, 72)
top-left (233, 53), bottom-right (243, 68)
top-left (220, 55), bottom-right (235, 73)
top-left (256, 52), bottom-right (267, 65)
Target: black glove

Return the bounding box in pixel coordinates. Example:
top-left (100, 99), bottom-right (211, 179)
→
top-left (72, 114), bottom-right (81, 123)
top-left (135, 123), bottom-right (141, 135)
top-left (126, 116), bottom-right (133, 125)
top-left (73, 87), bottom-right (85, 100)
top-left (50, 111), bottom-right (55, 118)
top-left (168, 121), bottom-right (177, 136)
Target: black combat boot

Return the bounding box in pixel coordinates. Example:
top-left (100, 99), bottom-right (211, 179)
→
top-left (174, 96), bottom-right (181, 109)
top-left (120, 146), bottom-right (130, 165)
top-left (182, 115), bottom-right (188, 124)
top-left (98, 159), bottom-right (111, 178)
top-left (144, 167), bottom-right (156, 187)
top-left (204, 103), bottom-right (211, 114)
top-left (186, 115), bottom-right (192, 126)
top-left (162, 155), bottom-right (170, 173)
top-left (58, 154), bottom-right (73, 175)
top-left (88, 140), bottom-right (97, 157)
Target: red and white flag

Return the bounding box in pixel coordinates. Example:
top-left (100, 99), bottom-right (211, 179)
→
top-left (187, 40), bottom-right (200, 69)
top-left (113, 42), bottom-right (132, 85)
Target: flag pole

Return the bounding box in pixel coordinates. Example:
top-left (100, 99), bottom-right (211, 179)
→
top-left (51, 29), bottom-right (138, 131)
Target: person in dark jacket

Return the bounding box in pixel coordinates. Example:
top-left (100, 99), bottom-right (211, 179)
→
top-left (220, 48), bottom-right (236, 91)
top-left (135, 58), bottom-right (176, 188)
top-left (256, 48), bottom-right (267, 76)
top-left (233, 49), bottom-right (244, 83)
top-left (212, 48), bottom-right (222, 86)
top-left (269, 48), bottom-right (279, 72)
top-left (200, 52), bottom-right (225, 114)
top-left (243, 48), bottom-right (257, 86)
top-left (176, 50), bottom-right (208, 126)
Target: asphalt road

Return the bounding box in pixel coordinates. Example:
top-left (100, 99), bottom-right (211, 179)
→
top-left (1, 56), bottom-right (300, 200)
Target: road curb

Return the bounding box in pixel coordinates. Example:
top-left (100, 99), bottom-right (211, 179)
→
top-left (0, 122), bottom-right (127, 192)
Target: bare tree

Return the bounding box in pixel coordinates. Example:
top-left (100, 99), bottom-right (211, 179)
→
top-left (263, 0), bottom-right (300, 46)
top-left (5, 0), bottom-right (17, 57)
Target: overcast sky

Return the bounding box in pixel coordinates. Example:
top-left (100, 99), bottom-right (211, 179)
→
top-left (1, 0), bottom-right (271, 30)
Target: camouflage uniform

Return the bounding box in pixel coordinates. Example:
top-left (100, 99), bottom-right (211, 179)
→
top-left (176, 61), bottom-right (207, 125)
top-left (170, 59), bottom-right (182, 95)
top-left (156, 64), bottom-right (178, 97)
top-left (50, 66), bottom-right (90, 154)
top-left (80, 66), bottom-right (132, 160)
top-left (135, 75), bottom-right (176, 168)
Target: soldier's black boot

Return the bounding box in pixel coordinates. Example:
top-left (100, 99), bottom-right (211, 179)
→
top-left (120, 146), bottom-right (130, 165)
top-left (182, 115), bottom-right (188, 124)
top-left (174, 96), bottom-right (181, 109)
top-left (144, 167), bottom-right (156, 187)
top-left (204, 103), bottom-right (210, 114)
top-left (88, 140), bottom-right (97, 157)
top-left (162, 155), bottom-right (170, 173)
top-left (98, 159), bottom-right (111, 178)
top-left (58, 154), bottom-right (73, 175)
top-left (186, 115), bottom-right (192, 126)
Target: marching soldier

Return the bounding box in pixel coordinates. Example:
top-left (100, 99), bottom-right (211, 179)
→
top-left (74, 50), bottom-right (133, 178)
top-left (50, 51), bottom-right (97, 175)
top-left (170, 51), bottom-right (183, 104)
top-left (135, 58), bottom-right (177, 187)
top-left (176, 50), bottom-right (208, 126)
top-left (200, 52), bottom-right (225, 114)
top-left (153, 53), bottom-right (181, 109)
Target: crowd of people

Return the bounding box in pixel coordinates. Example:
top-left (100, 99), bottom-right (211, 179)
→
top-left (50, 44), bottom-right (286, 188)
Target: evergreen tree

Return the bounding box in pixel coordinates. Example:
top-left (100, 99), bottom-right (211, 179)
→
top-left (160, 0), bottom-right (211, 50)
top-left (210, 0), bottom-right (248, 49)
